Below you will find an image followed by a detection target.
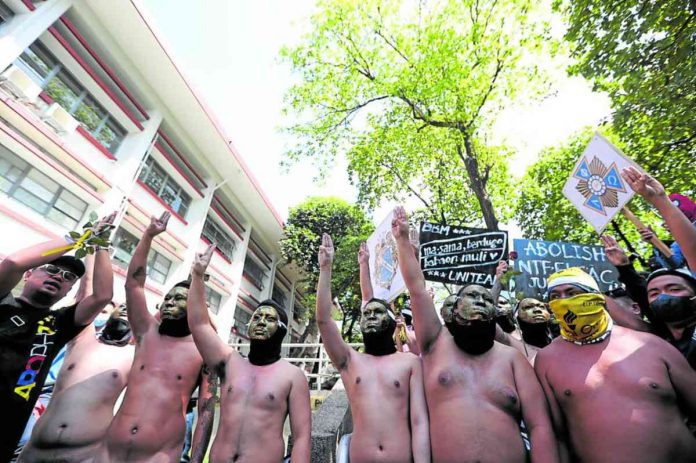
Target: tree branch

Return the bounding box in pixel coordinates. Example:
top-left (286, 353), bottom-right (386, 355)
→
top-left (378, 160), bottom-right (433, 212)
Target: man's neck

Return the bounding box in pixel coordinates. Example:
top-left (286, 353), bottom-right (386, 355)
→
top-left (16, 294), bottom-right (53, 309)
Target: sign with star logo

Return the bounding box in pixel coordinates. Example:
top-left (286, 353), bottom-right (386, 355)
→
top-left (562, 133), bottom-right (641, 234)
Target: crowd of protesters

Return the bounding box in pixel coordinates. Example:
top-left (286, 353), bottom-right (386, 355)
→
top-left (0, 162), bottom-right (694, 463)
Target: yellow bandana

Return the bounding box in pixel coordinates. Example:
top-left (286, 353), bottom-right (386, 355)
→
top-left (549, 293), bottom-right (611, 345)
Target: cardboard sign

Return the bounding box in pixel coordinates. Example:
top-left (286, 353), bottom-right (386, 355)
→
top-left (367, 211), bottom-right (406, 302)
top-left (562, 133), bottom-right (639, 234)
top-left (419, 222), bottom-right (508, 288)
top-left (512, 238), bottom-right (620, 298)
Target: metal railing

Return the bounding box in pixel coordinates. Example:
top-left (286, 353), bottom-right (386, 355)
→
top-left (228, 342), bottom-right (362, 391)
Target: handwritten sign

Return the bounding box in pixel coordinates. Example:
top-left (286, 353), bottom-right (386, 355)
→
top-left (419, 222), bottom-right (508, 288)
top-left (512, 238), bottom-right (620, 298)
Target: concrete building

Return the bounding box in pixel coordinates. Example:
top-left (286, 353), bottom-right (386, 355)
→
top-left (0, 0), bottom-right (308, 344)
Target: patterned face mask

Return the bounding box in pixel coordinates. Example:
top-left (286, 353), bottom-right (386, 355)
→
top-left (549, 293), bottom-right (611, 345)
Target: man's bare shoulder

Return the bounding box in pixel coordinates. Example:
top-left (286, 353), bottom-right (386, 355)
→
top-left (613, 326), bottom-right (680, 358)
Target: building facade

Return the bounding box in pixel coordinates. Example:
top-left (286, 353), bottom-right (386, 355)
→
top-left (0, 0), bottom-right (308, 344)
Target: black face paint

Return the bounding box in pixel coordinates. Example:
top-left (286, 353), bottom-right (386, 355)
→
top-left (360, 299), bottom-right (397, 356)
top-left (495, 314), bottom-right (516, 333)
top-left (248, 302), bottom-right (288, 366)
top-left (99, 318), bottom-right (132, 347)
top-left (649, 294), bottom-right (696, 323)
top-left (158, 316), bottom-right (191, 338)
top-left (445, 319), bottom-right (496, 355)
top-left (518, 319), bottom-right (552, 348)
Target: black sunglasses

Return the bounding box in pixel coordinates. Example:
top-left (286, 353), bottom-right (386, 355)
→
top-left (39, 264), bottom-right (79, 282)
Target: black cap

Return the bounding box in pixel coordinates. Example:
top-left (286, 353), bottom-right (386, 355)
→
top-left (49, 255), bottom-right (86, 278)
top-left (647, 268), bottom-right (696, 291)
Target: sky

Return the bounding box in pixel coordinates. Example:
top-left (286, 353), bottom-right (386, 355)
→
top-left (139, 0), bottom-right (612, 228)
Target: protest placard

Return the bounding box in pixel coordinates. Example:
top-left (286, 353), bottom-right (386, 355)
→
top-left (562, 132), bottom-right (639, 234)
top-left (512, 238), bottom-right (620, 298)
top-left (366, 210), bottom-right (406, 302)
top-left (419, 222), bottom-right (508, 288)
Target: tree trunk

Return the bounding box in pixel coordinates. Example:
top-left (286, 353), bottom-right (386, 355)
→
top-left (291, 311), bottom-right (319, 358)
top-left (461, 137), bottom-right (499, 230)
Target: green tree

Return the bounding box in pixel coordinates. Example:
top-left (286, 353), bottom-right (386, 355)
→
top-left (280, 197), bottom-right (374, 344)
top-left (282, 0), bottom-right (559, 229)
top-left (558, 0), bottom-right (696, 196)
top-left (515, 126), bottom-right (662, 264)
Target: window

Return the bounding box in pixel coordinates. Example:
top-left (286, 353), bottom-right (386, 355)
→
top-left (234, 307), bottom-right (252, 336)
top-left (243, 255), bottom-right (267, 290)
top-left (205, 287), bottom-right (223, 314)
top-left (112, 228), bottom-right (172, 284)
top-left (0, 3), bottom-right (15, 27)
top-left (0, 144), bottom-right (87, 228)
top-left (202, 216), bottom-right (235, 260)
top-left (138, 157), bottom-right (191, 217)
top-left (15, 42), bottom-right (125, 152)
top-left (272, 286), bottom-right (287, 308)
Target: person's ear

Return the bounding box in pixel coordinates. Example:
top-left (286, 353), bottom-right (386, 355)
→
top-left (631, 303), bottom-right (641, 316)
top-left (23, 270), bottom-right (32, 281)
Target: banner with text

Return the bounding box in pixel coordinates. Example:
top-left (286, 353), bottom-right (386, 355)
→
top-left (512, 238), bottom-right (620, 298)
top-left (419, 222), bottom-right (508, 288)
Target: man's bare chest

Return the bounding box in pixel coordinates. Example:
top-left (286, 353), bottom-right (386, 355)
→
top-left (344, 356), bottom-right (411, 397)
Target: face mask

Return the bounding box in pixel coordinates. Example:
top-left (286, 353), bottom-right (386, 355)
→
top-left (158, 316), bottom-right (191, 338)
top-left (99, 318), bottom-right (132, 347)
top-left (445, 319), bottom-right (496, 355)
top-left (549, 293), bottom-right (611, 345)
top-left (248, 305), bottom-right (288, 366)
top-left (649, 294), bottom-right (696, 324)
top-left (94, 314), bottom-right (110, 329)
top-left (495, 314), bottom-right (516, 333)
top-left (362, 321), bottom-right (397, 356)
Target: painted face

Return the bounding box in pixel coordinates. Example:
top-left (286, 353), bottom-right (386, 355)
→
top-left (497, 296), bottom-right (512, 316)
top-left (452, 285), bottom-right (496, 324)
top-left (517, 298), bottom-right (551, 324)
top-left (647, 275), bottom-right (695, 303)
top-left (159, 286), bottom-right (189, 321)
top-left (360, 301), bottom-right (391, 334)
top-left (440, 294), bottom-right (458, 322)
top-left (248, 306), bottom-right (280, 340)
top-left (21, 265), bottom-right (77, 304)
top-left (548, 284), bottom-right (586, 301)
top-left (110, 303), bottom-right (128, 322)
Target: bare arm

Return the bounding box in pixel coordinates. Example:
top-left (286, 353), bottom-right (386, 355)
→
top-left (73, 254), bottom-right (94, 303)
top-left (191, 370), bottom-right (217, 463)
top-left (392, 206), bottom-right (442, 354)
top-left (660, 338), bottom-right (696, 420)
top-left (623, 167), bottom-right (696, 270)
top-left (513, 353), bottom-right (559, 463)
top-left (534, 351), bottom-right (571, 463)
top-left (289, 368), bottom-right (311, 463)
top-left (358, 242), bottom-right (373, 304)
top-left (316, 234), bottom-right (353, 370)
top-left (74, 248), bottom-right (114, 325)
top-left (188, 244), bottom-right (233, 369)
top-left (409, 357), bottom-right (430, 463)
top-left (125, 212), bottom-right (169, 337)
top-left (490, 261), bottom-right (508, 303)
top-left (0, 237), bottom-right (78, 297)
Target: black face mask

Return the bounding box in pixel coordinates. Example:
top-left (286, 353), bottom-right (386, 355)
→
top-left (249, 325), bottom-right (287, 366)
top-left (445, 319), bottom-right (496, 355)
top-left (158, 316), bottom-right (191, 338)
top-left (649, 294), bottom-right (696, 324)
top-left (99, 318), bottom-right (132, 347)
top-left (495, 314), bottom-right (516, 333)
top-left (517, 319), bottom-right (552, 348)
top-left (362, 317), bottom-right (397, 356)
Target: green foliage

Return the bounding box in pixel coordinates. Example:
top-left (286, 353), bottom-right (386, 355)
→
top-left (281, 0), bottom-right (560, 229)
top-left (515, 127), bottom-right (663, 263)
top-left (557, 0), bottom-right (696, 197)
top-left (281, 197), bottom-right (374, 340)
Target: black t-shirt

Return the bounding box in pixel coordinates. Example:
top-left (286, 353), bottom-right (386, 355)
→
top-left (0, 293), bottom-right (85, 461)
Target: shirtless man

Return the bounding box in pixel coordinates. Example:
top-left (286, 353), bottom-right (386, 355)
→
top-left (19, 304), bottom-right (134, 462)
top-left (495, 298), bottom-right (554, 364)
top-left (96, 212), bottom-right (214, 463)
top-left (535, 267), bottom-right (696, 462)
top-left (187, 244), bottom-right (310, 463)
top-left (318, 234), bottom-right (429, 463)
top-left (392, 206), bottom-right (558, 463)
